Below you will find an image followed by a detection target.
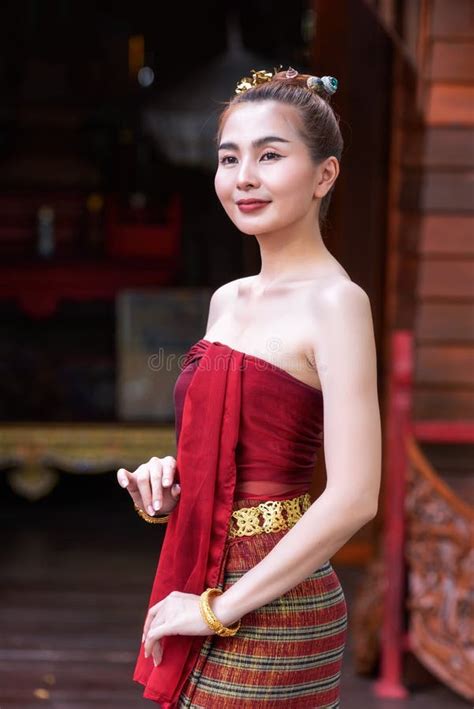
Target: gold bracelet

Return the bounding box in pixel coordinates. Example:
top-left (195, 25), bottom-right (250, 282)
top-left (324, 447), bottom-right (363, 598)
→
top-left (134, 503), bottom-right (171, 524)
top-left (199, 587), bottom-right (241, 637)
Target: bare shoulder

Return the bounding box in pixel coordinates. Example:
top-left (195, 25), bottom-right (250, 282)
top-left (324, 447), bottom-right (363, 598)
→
top-left (206, 277), bottom-right (247, 329)
top-left (315, 276), bottom-right (372, 318)
top-left (306, 275), bottom-right (377, 388)
top-left (209, 276), bottom-right (248, 309)
top-left (305, 274), bottom-right (375, 357)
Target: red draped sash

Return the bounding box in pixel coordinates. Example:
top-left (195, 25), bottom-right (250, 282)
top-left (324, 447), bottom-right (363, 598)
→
top-left (133, 342), bottom-right (244, 707)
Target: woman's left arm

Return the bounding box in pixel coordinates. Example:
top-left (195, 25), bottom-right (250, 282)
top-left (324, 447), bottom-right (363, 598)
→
top-left (213, 279), bottom-right (382, 626)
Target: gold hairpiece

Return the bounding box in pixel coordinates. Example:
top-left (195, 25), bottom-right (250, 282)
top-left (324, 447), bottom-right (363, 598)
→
top-left (235, 65), bottom-right (283, 94)
top-left (235, 68), bottom-right (273, 94)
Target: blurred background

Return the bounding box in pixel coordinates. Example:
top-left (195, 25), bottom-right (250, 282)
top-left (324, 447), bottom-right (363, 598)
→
top-left (0, 0), bottom-right (472, 706)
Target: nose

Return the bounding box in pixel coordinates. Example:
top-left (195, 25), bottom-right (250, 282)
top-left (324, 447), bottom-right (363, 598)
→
top-left (236, 157), bottom-right (260, 190)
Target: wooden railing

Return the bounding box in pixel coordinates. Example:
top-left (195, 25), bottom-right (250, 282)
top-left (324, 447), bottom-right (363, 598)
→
top-left (365, 330), bottom-right (474, 701)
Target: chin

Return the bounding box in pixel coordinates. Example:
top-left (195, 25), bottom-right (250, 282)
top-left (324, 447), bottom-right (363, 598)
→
top-left (237, 221), bottom-right (284, 237)
top-left (236, 223), bottom-right (261, 235)
top-left (232, 214), bottom-right (283, 236)
top-left (225, 204), bottom-right (276, 234)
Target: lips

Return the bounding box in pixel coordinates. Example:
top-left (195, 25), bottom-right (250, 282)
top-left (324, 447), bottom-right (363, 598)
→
top-left (236, 200), bottom-right (270, 205)
top-left (236, 200), bottom-right (271, 213)
top-left (237, 200), bottom-right (270, 214)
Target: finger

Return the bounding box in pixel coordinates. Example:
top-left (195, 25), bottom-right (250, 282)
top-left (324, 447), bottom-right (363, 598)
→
top-left (161, 456), bottom-right (177, 488)
top-left (117, 468), bottom-right (143, 508)
top-left (144, 624), bottom-right (167, 659)
top-left (152, 641), bottom-right (162, 666)
top-left (142, 599), bottom-right (164, 641)
top-left (135, 463), bottom-right (155, 516)
top-left (117, 468), bottom-right (141, 494)
top-left (117, 468), bottom-right (132, 488)
top-left (171, 483), bottom-right (181, 498)
top-left (149, 457), bottom-right (164, 512)
top-left (117, 469), bottom-right (144, 508)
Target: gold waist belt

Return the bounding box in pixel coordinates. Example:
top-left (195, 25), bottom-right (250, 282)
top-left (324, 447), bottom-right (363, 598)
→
top-left (228, 492), bottom-right (312, 539)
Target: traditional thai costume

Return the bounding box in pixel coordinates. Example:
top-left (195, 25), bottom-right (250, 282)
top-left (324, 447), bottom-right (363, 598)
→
top-left (134, 339), bottom-right (347, 708)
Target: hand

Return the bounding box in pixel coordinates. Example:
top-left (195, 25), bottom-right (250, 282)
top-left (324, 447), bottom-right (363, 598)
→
top-left (116, 456), bottom-right (181, 517)
top-left (142, 591), bottom-right (215, 666)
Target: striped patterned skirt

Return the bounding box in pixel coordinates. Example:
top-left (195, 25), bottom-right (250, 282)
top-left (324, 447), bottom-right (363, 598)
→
top-left (178, 496), bottom-right (348, 708)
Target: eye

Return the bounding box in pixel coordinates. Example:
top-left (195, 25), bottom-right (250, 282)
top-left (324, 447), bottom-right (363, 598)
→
top-left (219, 155), bottom-right (237, 165)
top-left (261, 151), bottom-right (281, 161)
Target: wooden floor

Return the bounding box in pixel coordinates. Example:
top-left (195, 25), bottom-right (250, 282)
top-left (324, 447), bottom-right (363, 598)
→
top-left (0, 472), bottom-right (468, 708)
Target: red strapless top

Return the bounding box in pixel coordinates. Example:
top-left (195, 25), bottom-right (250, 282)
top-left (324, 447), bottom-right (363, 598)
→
top-left (174, 340), bottom-right (323, 499)
top-left (134, 339), bottom-right (324, 707)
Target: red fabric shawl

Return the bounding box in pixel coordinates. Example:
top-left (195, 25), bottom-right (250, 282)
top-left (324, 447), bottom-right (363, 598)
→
top-left (133, 341), bottom-right (244, 707)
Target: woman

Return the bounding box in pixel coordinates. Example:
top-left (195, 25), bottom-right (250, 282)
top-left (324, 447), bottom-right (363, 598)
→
top-left (118, 67), bottom-right (381, 708)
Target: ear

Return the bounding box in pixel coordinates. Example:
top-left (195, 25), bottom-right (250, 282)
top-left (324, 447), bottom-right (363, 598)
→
top-left (314, 156), bottom-right (339, 199)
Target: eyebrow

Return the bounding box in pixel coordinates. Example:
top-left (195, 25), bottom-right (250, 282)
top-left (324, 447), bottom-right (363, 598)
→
top-left (218, 135), bottom-right (291, 151)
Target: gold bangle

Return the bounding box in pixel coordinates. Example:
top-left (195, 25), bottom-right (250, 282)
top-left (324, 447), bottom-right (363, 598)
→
top-left (199, 587), bottom-right (241, 637)
top-left (134, 503), bottom-right (171, 524)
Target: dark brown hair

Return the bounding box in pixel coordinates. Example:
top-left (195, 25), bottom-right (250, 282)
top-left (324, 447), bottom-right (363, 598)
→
top-left (216, 70), bottom-right (344, 228)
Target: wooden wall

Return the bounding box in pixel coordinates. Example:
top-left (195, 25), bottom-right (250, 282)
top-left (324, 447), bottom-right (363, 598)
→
top-left (411, 0), bottom-right (474, 420)
top-left (379, 0), bottom-right (473, 422)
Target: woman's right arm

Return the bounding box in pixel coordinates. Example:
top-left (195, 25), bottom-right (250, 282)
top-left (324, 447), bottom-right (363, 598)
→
top-left (117, 456), bottom-right (181, 517)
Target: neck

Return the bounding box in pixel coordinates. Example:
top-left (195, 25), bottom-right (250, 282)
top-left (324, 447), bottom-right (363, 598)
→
top-left (252, 214), bottom-right (330, 290)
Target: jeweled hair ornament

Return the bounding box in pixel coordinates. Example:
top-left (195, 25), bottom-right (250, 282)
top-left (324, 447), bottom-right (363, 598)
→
top-left (306, 75), bottom-right (339, 95)
top-left (235, 66), bottom-right (339, 96)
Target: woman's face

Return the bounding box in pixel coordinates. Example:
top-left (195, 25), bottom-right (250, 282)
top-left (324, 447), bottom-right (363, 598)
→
top-left (214, 100), bottom-right (323, 236)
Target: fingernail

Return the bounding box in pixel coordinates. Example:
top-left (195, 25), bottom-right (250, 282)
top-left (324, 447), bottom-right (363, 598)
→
top-left (153, 500), bottom-right (161, 510)
top-left (162, 477), bottom-right (170, 486)
top-left (120, 478), bottom-right (128, 488)
top-left (174, 484), bottom-right (181, 492)
top-left (147, 505), bottom-right (155, 516)
top-left (142, 633), bottom-right (145, 643)
top-left (153, 657), bottom-right (158, 667)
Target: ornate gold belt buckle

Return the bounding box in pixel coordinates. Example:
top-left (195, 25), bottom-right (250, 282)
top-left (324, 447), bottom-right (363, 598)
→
top-left (228, 492), bottom-right (311, 538)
